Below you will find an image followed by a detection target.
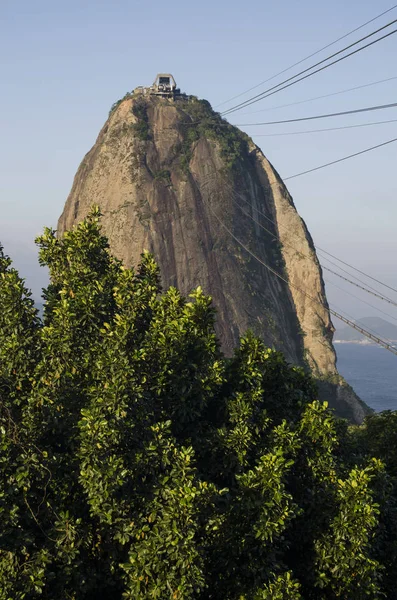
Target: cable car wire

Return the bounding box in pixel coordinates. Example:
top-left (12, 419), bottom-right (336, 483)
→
top-left (251, 118), bottom-right (397, 137)
top-left (237, 75), bottom-right (397, 116)
top-left (323, 267), bottom-right (397, 309)
top-left (197, 174), bottom-right (397, 344)
top-left (199, 169), bottom-right (397, 296)
top-left (320, 292), bottom-right (397, 346)
top-left (318, 248), bottom-right (397, 294)
top-left (199, 171), bottom-right (397, 311)
top-left (215, 4), bottom-right (397, 109)
top-left (324, 277), bottom-right (397, 327)
top-left (224, 186), bottom-right (397, 308)
top-left (234, 101), bottom-right (397, 126)
top-left (221, 22), bottom-right (397, 116)
top-left (318, 253), bottom-right (397, 302)
top-left (284, 136), bottom-right (397, 180)
top-left (206, 203), bottom-right (397, 355)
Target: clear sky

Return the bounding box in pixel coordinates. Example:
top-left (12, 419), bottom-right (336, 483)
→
top-left (1, 0), bottom-right (396, 329)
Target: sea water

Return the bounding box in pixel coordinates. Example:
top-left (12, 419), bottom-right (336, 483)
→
top-left (335, 344), bottom-right (397, 413)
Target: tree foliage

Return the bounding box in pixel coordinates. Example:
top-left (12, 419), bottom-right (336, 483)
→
top-left (0, 209), bottom-right (396, 599)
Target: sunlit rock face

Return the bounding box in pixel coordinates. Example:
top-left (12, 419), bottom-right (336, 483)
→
top-left (58, 94), bottom-right (371, 423)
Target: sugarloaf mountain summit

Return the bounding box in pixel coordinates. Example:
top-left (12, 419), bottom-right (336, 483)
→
top-left (58, 73), bottom-right (370, 422)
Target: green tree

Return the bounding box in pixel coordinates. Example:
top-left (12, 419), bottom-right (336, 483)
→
top-left (348, 411), bottom-right (397, 600)
top-left (0, 209), bottom-right (392, 599)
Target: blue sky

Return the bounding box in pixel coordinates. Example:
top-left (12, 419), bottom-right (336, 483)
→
top-left (1, 0), bottom-right (397, 327)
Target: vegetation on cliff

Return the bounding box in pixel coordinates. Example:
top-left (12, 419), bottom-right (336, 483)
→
top-left (178, 97), bottom-right (250, 171)
top-left (131, 99), bottom-right (151, 141)
top-left (111, 93), bottom-right (250, 171)
top-left (2, 210), bottom-right (396, 599)
top-left (108, 92), bottom-right (134, 118)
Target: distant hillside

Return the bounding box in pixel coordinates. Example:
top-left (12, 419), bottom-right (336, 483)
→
top-left (335, 317), bottom-right (397, 342)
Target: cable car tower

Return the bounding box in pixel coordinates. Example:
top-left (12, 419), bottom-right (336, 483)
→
top-left (134, 74), bottom-right (181, 99)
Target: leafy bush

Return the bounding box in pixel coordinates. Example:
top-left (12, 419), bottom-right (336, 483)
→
top-left (180, 98), bottom-right (250, 172)
top-left (153, 169), bottom-right (172, 185)
top-left (131, 99), bottom-right (151, 141)
top-left (0, 209), bottom-right (396, 598)
top-left (108, 92), bottom-right (134, 117)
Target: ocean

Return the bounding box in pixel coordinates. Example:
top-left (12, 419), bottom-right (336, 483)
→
top-left (335, 343), bottom-right (397, 413)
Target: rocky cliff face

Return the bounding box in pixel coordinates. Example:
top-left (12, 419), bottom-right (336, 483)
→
top-left (58, 94), bottom-right (370, 423)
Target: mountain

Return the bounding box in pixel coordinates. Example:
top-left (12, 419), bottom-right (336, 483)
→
top-left (335, 316), bottom-right (397, 342)
top-left (57, 88), bottom-right (370, 423)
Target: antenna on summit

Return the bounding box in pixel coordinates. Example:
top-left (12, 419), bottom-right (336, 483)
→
top-left (134, 74), bottom-right (181, 99)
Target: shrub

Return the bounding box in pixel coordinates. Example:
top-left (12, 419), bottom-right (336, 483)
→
top-left (0, 209), bottom-right (394, 598)
top-left (131, 99), bottom-right (151, 141)
top-left (108, 92), bottom-right (134, 117)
